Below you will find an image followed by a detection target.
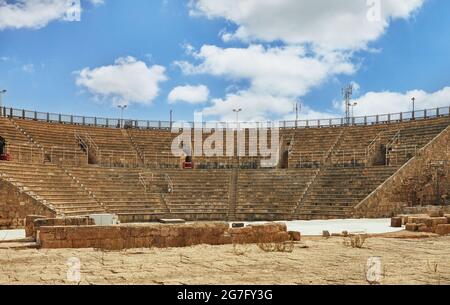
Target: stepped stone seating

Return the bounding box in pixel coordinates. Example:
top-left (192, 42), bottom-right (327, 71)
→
top-left (0, 117), bottom-right (30, 144)
top-left (386, 117), bottom-right (450, 165)
top-left (288, 128), bottom-right (342, 168)
top-left (12, 119), bottom-right (86, 165)
top-left (193, 130), bottom-right (270, 169)
top-left (1, 111), bottom-right (449, 224)
top-left (0, 161), bottom-right (105, 216)
top-left (66, 167), bottom-right (168, 219)
top-left (297, 166), bottom-right (399, 219)
top-left (330, 125), bottom-right (386, 167)
top-left (236, 169), bottom-right (317, 221)
top-left (76, 126), bottom-right (139, 167)
top-left (128, 129), bottom-right (179, 168)
top-left (161, 169), bottom-right (232, 220)
top-left (0, 117), bottom-right (41, 163)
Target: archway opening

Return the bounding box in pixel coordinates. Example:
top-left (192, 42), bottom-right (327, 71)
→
top-left (0, 136), bottom-right (5, 155)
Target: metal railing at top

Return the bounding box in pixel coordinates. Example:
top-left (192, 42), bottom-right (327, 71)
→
top-left (1, 105), bottom-right (450, 131)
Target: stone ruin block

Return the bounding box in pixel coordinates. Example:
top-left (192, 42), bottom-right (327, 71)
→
top-left (435, 224), bottom-right (450, 235)
top-left (288, 231), bottom-right (301, 241)
top-left (391, 217), bottom-right (403, 228)
top-left (405, 223), bottom-right (419, 232)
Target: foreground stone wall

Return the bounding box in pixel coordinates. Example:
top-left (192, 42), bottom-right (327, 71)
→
top-left (38, 222), bottom-right (290, 250)
top-left (26, 215), bottom-right (94, 239)
top-left (354, 126), bottom-right (450, 218)
top-left (0, 179), bottom-right (56, 229)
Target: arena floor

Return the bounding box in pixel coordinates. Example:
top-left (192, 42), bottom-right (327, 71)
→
top-left (1, 232), bottom-right (449, 285)
top-left (245, 218), bottom-right (403, 236)
top-left (0, 218), bottom-right (403, 242)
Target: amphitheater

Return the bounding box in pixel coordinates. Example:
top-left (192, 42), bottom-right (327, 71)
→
top-left (1, 106), bottom-right (450, 285)
top-left (0, 105), bottom-right (449, 229)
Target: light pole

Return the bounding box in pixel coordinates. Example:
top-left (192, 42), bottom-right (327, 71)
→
top-left (233, 108), bottom-right (242, 129)
top-left (0, 90), bottom-right (6, 117)
top-left (294, 101), bottom-right (301, 128)
top-left (411, 97), bottom-right (416, 119)
top-left (233, 108), bottom-right (242, 169)
top-left (118, 105), bottom-right (127, 128)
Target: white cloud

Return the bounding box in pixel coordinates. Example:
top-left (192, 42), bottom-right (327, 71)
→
top-left (338, 87), bottom-right (450, 116)
top-left (190, 0), bottom-right (424, 50)
top-left (177, 45), bottom-right (355, 97)
top-left (180, 1), bottom-right (428, 121)
top-left (0, 0), bottom-right (104, 31)
top-left (75, 56), bottom-right (167, 106)
top-left (203, 90), bottom-right (341, 122)
top-left (176, 44), bottom-right (355, 120)
top-left (168, 85), bottom-right (209, 104)
top-left (203, 90), bottom-right (295, 122)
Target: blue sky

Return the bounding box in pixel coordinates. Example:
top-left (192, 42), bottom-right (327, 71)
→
top-left (1, 0), bottom-right (449, 122)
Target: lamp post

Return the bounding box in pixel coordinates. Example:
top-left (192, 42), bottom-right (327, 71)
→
top-left (233, 108), bottom-right (242, 169)
top-left (118, 105), bottom-right (127, 128)
top-left (411, 97), bottom-right (416, 119)
top-left (233, 108), bottom-right (242, 130)
top-left (0, 89), bottom-right (6, 117)
top-left (294, 101), bottom-right (301, 128)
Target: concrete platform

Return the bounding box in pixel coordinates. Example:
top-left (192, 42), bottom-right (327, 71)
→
top-left (240, 219), bottom-right (404, 236)
top-left (0, 229), bottom-right (25, 241)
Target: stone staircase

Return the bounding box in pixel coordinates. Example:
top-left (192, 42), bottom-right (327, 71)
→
top-left (0, 162), bottom-right (105, 216)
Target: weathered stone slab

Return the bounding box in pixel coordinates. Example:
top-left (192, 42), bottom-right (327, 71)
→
top-left (435, 224), bottom-right (450, 235)
top-left (288, 231), bottom-right (301, 241)
top-left (38, 222), bottom-right (289, 250)
top-left (405, 223), bottom-right (419, 232)
top-left (391, 217), bottom-right (402, 228)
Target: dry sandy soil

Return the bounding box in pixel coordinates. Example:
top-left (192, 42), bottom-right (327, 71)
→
top-left (1, 234), bottom-right (449, 285)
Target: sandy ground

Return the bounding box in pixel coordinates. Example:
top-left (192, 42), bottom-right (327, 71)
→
top-left (1, 234), bottom-right (449, 285)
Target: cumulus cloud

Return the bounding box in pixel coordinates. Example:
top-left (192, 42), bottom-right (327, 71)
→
top-left (203, 91), bottom-right (295, 122)
top-left (180, 1), bottom-right (427, 121)
top-left (0, 0), bottom-right (104, 30)
top-left (75, 56), bottom-right (167, 106)
top-left (189, 0), bottom-right (424, 50)
top-left (168, 85), bottom-right (209, 104)
top-left (337, 87), bottom-right (450, 116)
top-left (176, 45), bottom-right (354, 98)
top-left (176, 44), bottom-right (355, 120)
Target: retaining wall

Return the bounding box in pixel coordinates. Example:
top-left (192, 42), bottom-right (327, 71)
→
top-left (38, 222), bottom-right (290, 250)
